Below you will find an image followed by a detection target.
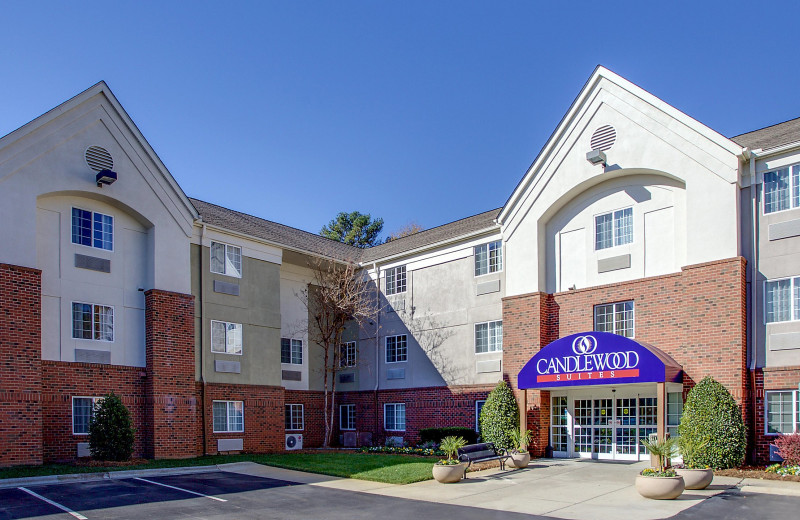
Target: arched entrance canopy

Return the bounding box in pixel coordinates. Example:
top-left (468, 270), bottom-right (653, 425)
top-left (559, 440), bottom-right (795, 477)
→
top-left (518, 331), bottom-right (682, 390)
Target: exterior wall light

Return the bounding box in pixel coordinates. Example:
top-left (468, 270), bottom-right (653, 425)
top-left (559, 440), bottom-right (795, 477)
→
top-left (586, 149), bottom-right (607, 167)
top-left (96, 169), bottom-right (117, 187)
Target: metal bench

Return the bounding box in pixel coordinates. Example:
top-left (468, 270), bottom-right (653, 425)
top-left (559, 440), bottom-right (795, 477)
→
top-left (457, 442), bottom-right (510, 477)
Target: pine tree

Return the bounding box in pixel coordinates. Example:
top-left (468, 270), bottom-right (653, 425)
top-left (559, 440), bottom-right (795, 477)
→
top-left (89, 392), bottom-right (136, 461)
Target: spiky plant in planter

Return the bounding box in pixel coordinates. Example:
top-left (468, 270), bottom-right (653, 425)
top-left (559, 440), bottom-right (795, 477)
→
top-left (437, 436), bottom-right (467, 466)
top-left (636, 436), bottom-right (684, 499)
top-left (89, 392), bottom-right (135, 462)
top-left (432, 436), bottom-right (467, 483)
top-left (479, 381), bottom-right (518, 451)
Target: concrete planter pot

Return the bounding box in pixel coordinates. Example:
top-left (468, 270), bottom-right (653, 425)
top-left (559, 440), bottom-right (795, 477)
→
top-left (510, 451), bottom-right (531, 468)
top-left (675, 468), bottom-right (713, 490)
top-left (635, 475), bottom-right (685, 500)
top-left (432, 462), bottom-right (466, 483)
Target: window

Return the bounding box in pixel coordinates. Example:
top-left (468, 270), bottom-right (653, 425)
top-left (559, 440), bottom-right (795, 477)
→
top-left (667, 392), bottom-right (683, 439)
top-left (475, 321), bottom-right (503, 353)
top-left (213, 401), bottom-right (244, 433)
top-left (765, 277), bottom-right (800, 323)
top-left (340, 404), bottom-right (356, 430)
top-left (72, 302), bottom-right (114, 341)
top-left (72, 396), bottom-right (101, 434)
top-left (281, 338), bottom-right (303, 364)
top-left (340, 341), bottom-right (357, 368)
top-left (385, 265), bottom-right (407, 295)
top-left (595, 207), bottom-right (633, 250)
top-left (71, 208), bottom-right (113, 251)
top-left (384, 403), bottom-right (406, 431)
top-left (285, 404), bottom-right (304, 430)
top-left (766, 391), bottom-right (799, 435)
top-left (211, 321), bottom-right (243, 354)
top-left (385, 335), bottom-right (407, 363)
top-left (475, 400), bottom-right (486, 431)
top-left (594, 301), bottom-right (634, 338)
top-left (764, 165), bottom-right (800, 214)
top-left (475, 240), bottom-right (503, 276)
top-left (210, 241), bottom-right (242, 278)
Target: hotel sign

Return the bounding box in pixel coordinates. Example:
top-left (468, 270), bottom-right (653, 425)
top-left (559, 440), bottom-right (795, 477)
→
top-left (517, 331), bottom-right (682, 389)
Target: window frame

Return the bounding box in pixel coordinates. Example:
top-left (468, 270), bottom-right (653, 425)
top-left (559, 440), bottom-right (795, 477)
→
top-left (385, 265), bottom-right (407, 295)
top-left (72, 396), bottom-right (102, 435)
top-left (474, 240), bottom-right (504, 277)
top-left (340, 341), bottom-right (357, 368)
top-left (340, 403), bottom-right (356, 431)
top-left (475, 400), bottom-right (486, 432)
top-left (212, 400), bottom-right (244, 433)
top-left (285, 404), bottom-right (304, 431)
top-left (71, 207), bottom-right (114, 252)
top-left (384, 403), bottom-right (406, 432)
top-left (210, 240), bottom-right (243, 278)
top-left (211, 320), bottom-right (243, 355)
top-left (385, 334), bottom-right (408, 364)
top-left (765, 390), bottom-right (799, 436)
top-left (594, 206), bottom-right (633, 251)
top-left (763, 164), bottom-right (800, 215)
top-left (763, 276), bottom-right (800, 324)
top-left (71, 301), bottom-right (115, 342)
top-left (593, 301), bottom-right (635, 338)
top-left (474, 320), bottom-right (503, 354)
top-left (281, 338), bottom-right (303, 364)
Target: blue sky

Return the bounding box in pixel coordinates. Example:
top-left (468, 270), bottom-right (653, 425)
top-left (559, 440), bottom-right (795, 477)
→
top-left (3, 1), bottom-right (800, 239)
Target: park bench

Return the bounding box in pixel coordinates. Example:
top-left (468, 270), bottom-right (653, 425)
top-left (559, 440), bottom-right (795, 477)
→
top-left (457, 442), bottom-right (510, 477)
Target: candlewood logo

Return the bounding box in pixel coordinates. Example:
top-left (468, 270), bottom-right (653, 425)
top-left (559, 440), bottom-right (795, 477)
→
top-left (536, 335), bottom-right (640, 375)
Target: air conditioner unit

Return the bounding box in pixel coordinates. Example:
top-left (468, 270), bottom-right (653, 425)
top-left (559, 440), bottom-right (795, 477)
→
top-left (285, 433), bottom-right (303, 450)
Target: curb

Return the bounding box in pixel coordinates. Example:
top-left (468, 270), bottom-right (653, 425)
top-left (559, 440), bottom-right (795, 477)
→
top-left (0, 465), bottom-right (220, 489)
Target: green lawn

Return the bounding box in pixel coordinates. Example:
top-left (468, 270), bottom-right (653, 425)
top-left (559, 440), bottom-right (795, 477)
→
top-left (0, 452), bottom-right (437, 485)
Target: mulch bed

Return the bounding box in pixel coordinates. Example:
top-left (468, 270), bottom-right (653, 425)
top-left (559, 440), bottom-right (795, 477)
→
top-left (715, 466), bottom-right (800, 483)
top-left (73, 458), bottom-right (151, 467)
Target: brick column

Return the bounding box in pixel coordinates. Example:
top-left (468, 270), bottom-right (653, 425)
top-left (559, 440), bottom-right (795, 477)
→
top-left (144, 289), bottom-right (197, 459)
top-left (0, 264), bottom-right (43, 466)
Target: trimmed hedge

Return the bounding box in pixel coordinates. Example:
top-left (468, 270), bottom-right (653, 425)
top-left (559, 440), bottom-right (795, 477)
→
top-left (89, 392), bottom-right (135, 461)
top-left (678, 376), bottom-right (745, 469)
top-left (479, 381), bottom-right (519, 451)
top-left (419, 427), bottom-right (478, 445)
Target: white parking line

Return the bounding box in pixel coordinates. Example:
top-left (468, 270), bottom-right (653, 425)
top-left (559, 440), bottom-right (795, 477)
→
top-left (134, 477), bottom-right (228, 502)
top-left (18, 487), bottom-right (88, 520)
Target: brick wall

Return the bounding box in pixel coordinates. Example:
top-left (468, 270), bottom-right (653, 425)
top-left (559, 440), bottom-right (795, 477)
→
top-left (144, 289), bottom-right (197, 459)
top-left (0, 264), bottom-right (43, 467)
top-left (754, 366), bottom-right (800, 463)
top-left (284, 390), bottom-right (325, 448)
top-left (203, 383), bottom-right (284, 454)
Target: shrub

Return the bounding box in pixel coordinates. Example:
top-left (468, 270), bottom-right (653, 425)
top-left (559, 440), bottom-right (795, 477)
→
top-left (678, 377), bottom-right (745, 469)
top-left (772, 433), bottom-right (800, 466)
top-left (479, 381), bottom-right (519, 451)
top-left (89, 392), bottom-right (135, 461)
top-left (419, 427), bottom-right (478, 445)
top-left (438, 436), bottom-right (467, 465)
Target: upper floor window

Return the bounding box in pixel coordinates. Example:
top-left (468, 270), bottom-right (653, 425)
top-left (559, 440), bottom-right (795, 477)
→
top-left (211, 241), bottom-right (242, 278)
top-left (595, 208), bottom-right (633, 250)
top-left (72, 396), bottom-right (102, 434)
top-left (764, 165), bottom-right (800, 214)
top-left (211, 320), bottom-right (243, 354)
top-left (475, 240), bottom-right (503, 276)
top-left (386, 335), bottom-right (408, 363)
top-left (765, 277), bottom-right (800, 323)
top-left (72, 208), bottom-right (113, 251)
top-left (285, 404), bottom-right (304, 430)
top-left (475, 320), bottom-right (503, 353)
top-left (594, 301), bottom-right (634, 338)
top-left (340, 341), bottom-right (357, 368)
top-left (72, 302), bottom-right (114, 342)
top-left (765, 390), bottom-right (799, 434)
top-left (385, 265), bottom-right (407, 295)
top-left (281, 338), bottom-right (303, 364)
top-left (213, 400), bottom-right (244, 433)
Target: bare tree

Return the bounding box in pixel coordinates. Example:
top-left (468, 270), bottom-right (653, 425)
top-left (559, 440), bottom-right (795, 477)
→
top-left (298, 258), bottom-right (379, 447)
top-left (385, 222), bottom-right (423, 242)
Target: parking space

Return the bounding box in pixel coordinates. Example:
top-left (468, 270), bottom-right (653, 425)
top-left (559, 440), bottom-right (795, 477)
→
top-left (0, 487), bottom-right (68, 520)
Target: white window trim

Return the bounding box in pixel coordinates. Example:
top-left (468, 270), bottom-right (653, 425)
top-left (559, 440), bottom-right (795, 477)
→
top-left (593, 206), bottom-right (633, 251)
top-left (764, 390), bottom-right (799, 436)
top-left (474, 320), bottom-right (503, 355)
top-left (340, 403), bottom-right (356, 431)
top-left (762, 164), bottom-right (800, 215)
top-left (593, 300), bottom-right (636, 338)
top-left (210, 240), bottom-right (243, 278)
top-left (281, 338), bottom-right (303, 365)
top-left (385, 265), bottom-right (407, 296)
top-left (71, 301), bottom-right (115, 343)
top-left (340, 341), bottom-right (357, 368)
top-left (384, 403), bottom-right (406, 432)
top-left (763, 276), bottom-right (800, 325)
top-left (212, 400), bottom-right (245, 433)
top-left (72, 396), bottom-right (102, 435)
top-left (285, 403), bottom-right (305, 431)
top-left (71, 207), bottom-right (115, 252)
top-left (474, 240), bottom-right (504, 278)
top-left (210, 320), bottom-right (243, 355)
top-left (475, 400), bottom-right (486, 431)
top-left (385, 335), bottom-right (408, 364)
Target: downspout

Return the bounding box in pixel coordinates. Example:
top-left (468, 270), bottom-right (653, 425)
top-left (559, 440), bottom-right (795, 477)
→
top-left (748, 151), bottom-right (759, 463)
top-left (373, 262), bottom-right (381, 439)
top-left (199, 223), bottom-right (208, 455)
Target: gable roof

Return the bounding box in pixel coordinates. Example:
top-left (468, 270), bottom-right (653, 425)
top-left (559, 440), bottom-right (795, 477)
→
top-left (731, 116), bottom-right (800, 151)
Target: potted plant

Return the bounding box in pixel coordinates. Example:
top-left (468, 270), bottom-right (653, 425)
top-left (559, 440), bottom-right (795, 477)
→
top-left (635, 436), bottom-right (684, 500)
top-left (508, 428), bottom-right (532, 468)
top-left (432, 436), bottom-right (468, 483)
top-left (675, 436), bottom-right (713, 490)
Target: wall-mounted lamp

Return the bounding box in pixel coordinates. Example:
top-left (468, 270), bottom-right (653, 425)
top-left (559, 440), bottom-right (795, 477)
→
top-left (96, 169), bottom-right (117, 187)
top-left (586, 149), bottom-right (607, 167)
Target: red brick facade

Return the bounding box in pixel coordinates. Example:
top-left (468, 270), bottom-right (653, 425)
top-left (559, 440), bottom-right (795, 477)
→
top-left (754, 366), bottom-right (800, 462)
top-left (203, 383), bottom-right (284, 454)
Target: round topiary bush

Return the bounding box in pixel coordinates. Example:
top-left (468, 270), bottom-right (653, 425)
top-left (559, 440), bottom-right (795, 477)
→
top-left (479, 380), bottom-right (519, 451)
top-left (89, 392), bottom-right (136, 461)
top-left (678, 376), bottom-right (745, 469)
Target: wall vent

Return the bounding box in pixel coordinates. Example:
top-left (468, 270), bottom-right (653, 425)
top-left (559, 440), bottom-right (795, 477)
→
top-left (590, 125), bottom-right (616, 151)
top-left (85, 146), bottom-right (114, 172)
